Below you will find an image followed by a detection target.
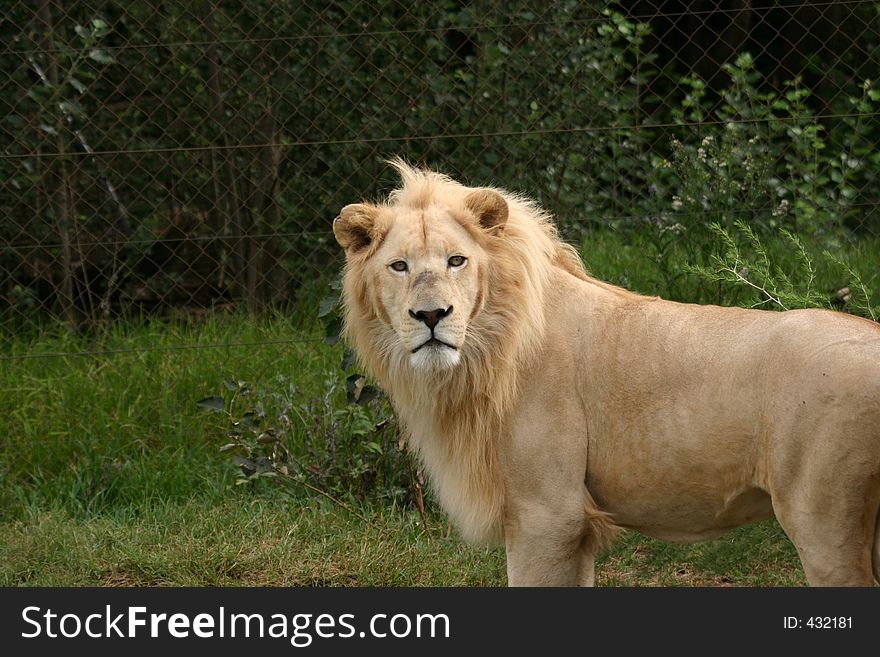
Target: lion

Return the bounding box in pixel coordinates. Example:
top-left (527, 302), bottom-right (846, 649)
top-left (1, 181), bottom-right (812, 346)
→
top-left (332, 159), bottom-right (880, 586)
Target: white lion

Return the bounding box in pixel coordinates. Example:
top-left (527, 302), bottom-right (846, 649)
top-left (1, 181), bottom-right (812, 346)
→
top-left (333, 160), bottom-right (880, 586)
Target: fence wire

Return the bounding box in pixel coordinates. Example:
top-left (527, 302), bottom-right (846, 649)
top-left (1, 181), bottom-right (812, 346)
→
top-left (2, 1), bottom-right (879, 335)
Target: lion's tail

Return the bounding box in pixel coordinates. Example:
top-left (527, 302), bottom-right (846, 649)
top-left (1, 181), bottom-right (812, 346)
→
top-left (584, 490), bottom-right (620, 553)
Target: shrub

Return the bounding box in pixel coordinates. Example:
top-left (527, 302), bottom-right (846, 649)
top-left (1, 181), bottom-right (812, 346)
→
top-left (197, 371), bottom-right (422, 510)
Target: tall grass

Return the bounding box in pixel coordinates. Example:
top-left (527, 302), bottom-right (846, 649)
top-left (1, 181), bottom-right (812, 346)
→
top-left (580, 227), bottom-right (880, 314)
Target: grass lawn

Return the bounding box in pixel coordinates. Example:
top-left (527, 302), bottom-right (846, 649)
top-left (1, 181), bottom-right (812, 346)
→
top-left (0, 497), bottom-right (804, 587)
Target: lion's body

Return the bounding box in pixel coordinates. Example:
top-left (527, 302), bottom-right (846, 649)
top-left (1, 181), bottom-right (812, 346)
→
top-left (334, 161), bottom-right (880, 586)
top-left (520, 271), bottom-right (880, 585)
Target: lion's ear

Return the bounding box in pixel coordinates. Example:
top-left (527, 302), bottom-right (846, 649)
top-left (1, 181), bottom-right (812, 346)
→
top-left (333, 203), bottom-right (380, 253)
top-left (465, 189), bottom-right (508, 232)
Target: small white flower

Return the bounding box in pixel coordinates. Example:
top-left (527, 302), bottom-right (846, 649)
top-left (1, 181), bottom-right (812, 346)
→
top-left (697, 147), bottom-right (707, 160)
top-left (772, 199), bottom-right (790, 217)
top-left (671, 196), bottom-right (683, 211)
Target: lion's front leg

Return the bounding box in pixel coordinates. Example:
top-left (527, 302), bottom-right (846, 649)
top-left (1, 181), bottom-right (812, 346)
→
top-left (501, 381), bottom-right (617, 586)
top-left (504, 500), bottom-right (592, 586)
top-left (577, 540), bottom-right (597, 586)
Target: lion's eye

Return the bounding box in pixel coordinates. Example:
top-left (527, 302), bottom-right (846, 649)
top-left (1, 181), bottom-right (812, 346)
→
top-left (448, 255), bottom-right (467, 268)
top-left (389, 260), bottom-right (408, 272)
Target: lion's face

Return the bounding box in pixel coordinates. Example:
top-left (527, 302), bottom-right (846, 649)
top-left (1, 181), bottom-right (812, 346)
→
top-left (374, 207), bottom-right (486, 369)
top-left (334, 188), bottom-right (508, 371)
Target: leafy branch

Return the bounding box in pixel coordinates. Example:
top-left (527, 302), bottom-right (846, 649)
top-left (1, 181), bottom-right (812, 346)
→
top-left (686, 220), bottom-right (876, 318)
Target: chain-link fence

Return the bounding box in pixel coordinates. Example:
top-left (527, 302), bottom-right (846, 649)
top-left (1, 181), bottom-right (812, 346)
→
top-left (2, 1), bottom-right (879, 333)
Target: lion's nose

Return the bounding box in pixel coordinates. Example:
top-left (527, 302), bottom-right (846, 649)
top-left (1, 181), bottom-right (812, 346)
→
top-left (409, 306), bottom-right (453, 330)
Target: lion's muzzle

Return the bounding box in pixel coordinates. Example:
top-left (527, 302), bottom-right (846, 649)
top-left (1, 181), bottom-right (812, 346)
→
top-left (409, 306), bottom-right (457, 354)
top-left (408, 305), bottom-right (453, 329)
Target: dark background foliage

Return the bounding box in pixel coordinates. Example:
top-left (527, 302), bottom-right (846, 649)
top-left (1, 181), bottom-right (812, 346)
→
top-left (3, 1), bottom-right (878, 330)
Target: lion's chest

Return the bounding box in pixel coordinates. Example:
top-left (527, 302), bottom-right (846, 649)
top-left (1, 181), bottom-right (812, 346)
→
top-left (402, 412), bottom-right (504, 544)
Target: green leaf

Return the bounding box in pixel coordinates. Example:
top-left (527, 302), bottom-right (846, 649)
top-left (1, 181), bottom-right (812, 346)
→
top-left (346, 374), bottom-right (366, 404)
top-left (59, 100), bottom-right (85, 118)
top-left (232, 455), bottom-right (256, 475)
top-left (365, 441), bottom-right (384, 456)
top-left (68, 77), bottom-right (87, 94)
top-left (238, 411), bottom-right (259, 428)
top-left (89, 49), bottom-right (114, 64)
top-left (341, 348), bottom-right (357, 370)
top-left (323, 315), bottom-right (343, 345)
top-left (734, 52), bottom-right (754, 69)
top-left (317, 293), bottom-right (338, 318)
top-left (345, 373), bottom-right (381, 405)
top-left (196, 396), bottom-right (225, 412)
top-left (357, 385), bottom-right (380, 405)
top-left (253, 456), bottom-right (274, 473)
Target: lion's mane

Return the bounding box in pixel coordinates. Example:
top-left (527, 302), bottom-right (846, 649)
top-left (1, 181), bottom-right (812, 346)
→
top-left (341, 160), bottom-right (619, 544)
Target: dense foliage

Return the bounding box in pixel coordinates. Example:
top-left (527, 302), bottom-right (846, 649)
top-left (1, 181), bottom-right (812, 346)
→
top-left (2, 2), bottom-right (878, 327)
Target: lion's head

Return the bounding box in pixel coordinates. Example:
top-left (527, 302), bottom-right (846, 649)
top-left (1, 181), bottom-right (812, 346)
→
top-left (333, 184), bottom-right (508, 371)
top-left (333, 159), bottom-right (585, 385)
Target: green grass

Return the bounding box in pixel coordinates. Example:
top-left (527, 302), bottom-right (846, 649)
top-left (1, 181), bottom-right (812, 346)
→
top-left (0, 499), bottom-right (505, 586)
top-left (0, 497), bottom-right (803, 587)
top-left (1, 312), bottom-right (336, 519)
top-left (2, 229), bottom-right (877, 586)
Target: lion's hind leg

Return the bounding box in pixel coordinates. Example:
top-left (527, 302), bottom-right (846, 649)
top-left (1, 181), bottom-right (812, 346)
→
top-left (873, 508), bottom-right (880, 585)
top-left (772, 482), bottom-right (878, 587)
